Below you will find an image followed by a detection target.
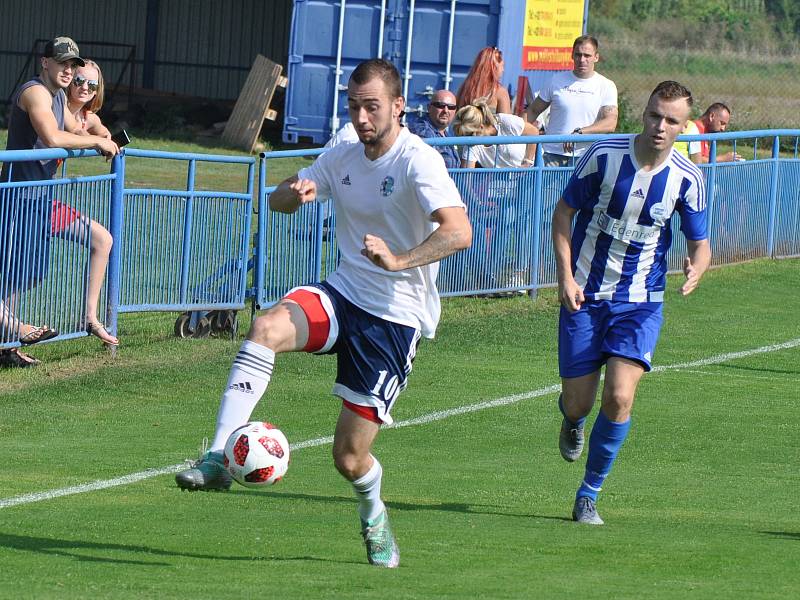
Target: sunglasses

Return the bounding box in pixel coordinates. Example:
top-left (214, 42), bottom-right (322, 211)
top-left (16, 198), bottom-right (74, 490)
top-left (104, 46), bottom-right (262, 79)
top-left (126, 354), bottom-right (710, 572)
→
top-left (431, 101), bottom-right (456, 110)
top-left (72, 75), bottom-right (99, 92)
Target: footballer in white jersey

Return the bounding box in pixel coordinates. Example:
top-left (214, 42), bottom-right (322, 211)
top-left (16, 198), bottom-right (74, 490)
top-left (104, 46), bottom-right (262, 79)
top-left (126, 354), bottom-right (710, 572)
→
top-left (298, 126), bottom-right (465, 338)
top-left (551, 81), bottom-right (711, 527)
top-left (175, 59), bottom-right (472, 568)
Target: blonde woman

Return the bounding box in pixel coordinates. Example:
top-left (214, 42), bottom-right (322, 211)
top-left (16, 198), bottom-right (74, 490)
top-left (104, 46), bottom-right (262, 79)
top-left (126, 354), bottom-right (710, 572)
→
top-left (55, 60), bottom-right (118, 345)
top-left (452, 100), bottom-right (538, 168)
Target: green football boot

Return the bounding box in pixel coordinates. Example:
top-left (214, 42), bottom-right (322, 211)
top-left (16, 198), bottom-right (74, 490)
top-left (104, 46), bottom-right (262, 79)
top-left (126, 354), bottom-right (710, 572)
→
top-left (361, 509), bottom-right (400, 568)
top-left (175, 449), bottom-right (232, 491)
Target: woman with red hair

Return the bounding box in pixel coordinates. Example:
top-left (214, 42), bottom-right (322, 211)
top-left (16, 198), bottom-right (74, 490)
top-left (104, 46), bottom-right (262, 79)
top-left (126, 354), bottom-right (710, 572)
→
top-left (456, 47), bottom-right (511, 114)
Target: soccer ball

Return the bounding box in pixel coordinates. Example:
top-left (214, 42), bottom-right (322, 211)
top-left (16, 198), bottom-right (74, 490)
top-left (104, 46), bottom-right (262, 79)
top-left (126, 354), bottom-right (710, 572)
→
top-left (223, 421), bottom-right (290, 487)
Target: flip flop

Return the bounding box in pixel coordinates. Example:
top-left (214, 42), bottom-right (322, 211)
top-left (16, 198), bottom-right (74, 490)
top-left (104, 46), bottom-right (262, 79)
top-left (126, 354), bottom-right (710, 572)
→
top-left (19, 325), bottom-right (60, 346)
top-left (86, 322), bottom-right (120, 346)
top-left (0, 348), bottom-right (41, 368)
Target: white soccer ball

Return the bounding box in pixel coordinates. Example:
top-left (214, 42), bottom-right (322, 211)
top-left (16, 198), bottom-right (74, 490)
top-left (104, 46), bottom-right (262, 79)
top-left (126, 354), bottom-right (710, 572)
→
top-left (223, 421), bottom-right (290, 487)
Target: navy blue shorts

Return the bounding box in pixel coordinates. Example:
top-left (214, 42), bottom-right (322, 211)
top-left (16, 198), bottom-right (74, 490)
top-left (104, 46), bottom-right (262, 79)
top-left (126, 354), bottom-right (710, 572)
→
top-left (558, 300), bottom-right (664, 378)
top-left (0, 188), bottom-right (52, 291)
top-left (286, 282), bottom-right (422, 424)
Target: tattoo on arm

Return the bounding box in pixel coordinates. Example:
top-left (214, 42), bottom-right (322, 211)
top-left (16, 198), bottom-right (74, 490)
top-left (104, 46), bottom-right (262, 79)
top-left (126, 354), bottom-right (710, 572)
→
top-left (403, 227), bottom-right (465, 269)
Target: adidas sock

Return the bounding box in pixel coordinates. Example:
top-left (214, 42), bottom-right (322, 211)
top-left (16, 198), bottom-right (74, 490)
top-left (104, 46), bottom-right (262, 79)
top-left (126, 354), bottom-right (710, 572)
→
top-left (577, 410), bottom-right (631, 501)
top-left (210, 340), bottom-right (275, 451)
top-left (351, 455), bottom-right (386, 523)
top-left (559, 394), bottom-right (587, 429)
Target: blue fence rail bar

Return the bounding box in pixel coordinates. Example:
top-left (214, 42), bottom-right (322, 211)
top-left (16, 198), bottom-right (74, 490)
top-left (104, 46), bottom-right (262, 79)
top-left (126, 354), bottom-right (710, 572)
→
top-left (257, 129), bottom-right (800, 306)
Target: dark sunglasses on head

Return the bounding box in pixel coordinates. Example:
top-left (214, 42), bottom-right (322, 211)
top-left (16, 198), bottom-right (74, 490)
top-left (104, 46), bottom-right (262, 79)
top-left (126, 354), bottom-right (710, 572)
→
top-left (72, 75), bottom-right (98, 92)
top-left (431, 101), bottom-right (456, 110)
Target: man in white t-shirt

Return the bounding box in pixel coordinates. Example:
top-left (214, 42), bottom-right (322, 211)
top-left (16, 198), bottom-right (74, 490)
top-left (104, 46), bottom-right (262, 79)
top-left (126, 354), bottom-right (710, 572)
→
top-left (175, 59), bottom-right (472, 569)
top-left (527, 35), bottom-right (618, 167)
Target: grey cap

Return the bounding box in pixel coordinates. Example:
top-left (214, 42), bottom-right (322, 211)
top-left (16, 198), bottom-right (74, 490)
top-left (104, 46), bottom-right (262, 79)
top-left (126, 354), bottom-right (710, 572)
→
top-left (43, 36), bottom-right (86, 67)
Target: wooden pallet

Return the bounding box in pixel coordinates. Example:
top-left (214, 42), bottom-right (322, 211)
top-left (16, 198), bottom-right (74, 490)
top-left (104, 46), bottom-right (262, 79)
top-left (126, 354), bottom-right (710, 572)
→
top-left (222, 54), bottom-right (287, 152)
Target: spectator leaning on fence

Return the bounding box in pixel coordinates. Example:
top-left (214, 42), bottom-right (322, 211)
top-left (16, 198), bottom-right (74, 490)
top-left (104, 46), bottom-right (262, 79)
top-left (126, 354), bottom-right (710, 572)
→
top-left (456, 47), bottom-right (512, 115)
top-left (61, 59), bottom-right (118, 346)
top-left (694, 102), bottom-right (742, 163)
top-left (526, 35), bottom-right (618, 167)
top-left (408, 89), bottom-right (460, 169)
top-left (0, 36), bottom-right (119, 369)
top-left (551, 80), bottom-right (711, 526)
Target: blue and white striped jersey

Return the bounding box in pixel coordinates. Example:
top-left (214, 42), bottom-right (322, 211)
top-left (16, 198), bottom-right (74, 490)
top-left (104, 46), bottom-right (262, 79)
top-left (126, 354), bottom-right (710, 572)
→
top-left (562, 137), bottom-right (707, 302)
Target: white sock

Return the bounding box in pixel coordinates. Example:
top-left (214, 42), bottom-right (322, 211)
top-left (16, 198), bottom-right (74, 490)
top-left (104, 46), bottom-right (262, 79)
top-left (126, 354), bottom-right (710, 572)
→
top-left (351, 455), bottom-right (386, 522)
top-left (210, 340), bottom-right (275, 451)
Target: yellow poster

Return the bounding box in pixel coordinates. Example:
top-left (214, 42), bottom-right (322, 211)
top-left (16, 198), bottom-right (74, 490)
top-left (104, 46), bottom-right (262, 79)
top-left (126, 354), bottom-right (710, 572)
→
top-left (523, 0), bottom-right (585, 70)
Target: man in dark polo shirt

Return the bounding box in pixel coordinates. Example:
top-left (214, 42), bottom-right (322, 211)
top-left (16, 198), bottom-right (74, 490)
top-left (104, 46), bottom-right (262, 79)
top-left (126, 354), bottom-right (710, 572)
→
top-left (0, 36), bottom-right (119, 368)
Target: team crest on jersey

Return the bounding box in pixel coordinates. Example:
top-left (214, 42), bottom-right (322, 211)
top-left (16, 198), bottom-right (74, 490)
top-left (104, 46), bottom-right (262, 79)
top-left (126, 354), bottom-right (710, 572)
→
top-left (649, 202), bottom-right (667, 221)
top-left (380, 176), bottom-right (395, 197)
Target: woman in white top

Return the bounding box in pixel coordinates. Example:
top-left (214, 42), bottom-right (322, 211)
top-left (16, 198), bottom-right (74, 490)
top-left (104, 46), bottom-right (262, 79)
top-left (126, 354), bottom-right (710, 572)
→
top-left (58, 60), bottom-right (118, 345)
top-left (452, 100), bottom-right (539, 168)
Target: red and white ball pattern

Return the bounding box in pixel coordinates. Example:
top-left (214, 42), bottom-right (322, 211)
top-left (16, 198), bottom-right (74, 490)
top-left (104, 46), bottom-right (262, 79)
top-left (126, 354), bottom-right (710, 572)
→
top-left (223, 421), bottom-right (290, 487)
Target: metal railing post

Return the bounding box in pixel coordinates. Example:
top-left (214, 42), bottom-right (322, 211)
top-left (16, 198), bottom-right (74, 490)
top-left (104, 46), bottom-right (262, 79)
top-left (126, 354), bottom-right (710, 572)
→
top-left (529, 142), bottom-right (545, 300)
top-left (106, 152), bottom-right (125, 345)
top-left (766, 135), bottom-right (780, 257)
top-left (179, 159), bottom-right (196, 304)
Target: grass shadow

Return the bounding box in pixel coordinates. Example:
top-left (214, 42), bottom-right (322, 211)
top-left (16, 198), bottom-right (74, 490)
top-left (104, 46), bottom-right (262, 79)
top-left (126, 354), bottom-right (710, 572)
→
top-left (0, 532), bottom-right (354, 566)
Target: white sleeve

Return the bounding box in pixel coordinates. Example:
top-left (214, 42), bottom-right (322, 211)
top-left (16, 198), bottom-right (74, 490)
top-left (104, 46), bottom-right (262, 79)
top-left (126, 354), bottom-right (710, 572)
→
top-left (408, 147), bottom-right (465, 216)
top-left (298, 149), bottom-right (335, 199)
top-left (601, 79), bottom-right (618, 107)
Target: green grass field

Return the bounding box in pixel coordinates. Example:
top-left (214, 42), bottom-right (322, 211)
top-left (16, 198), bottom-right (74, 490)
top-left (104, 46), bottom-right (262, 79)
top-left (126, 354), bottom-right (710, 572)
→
top-left (1, 258), bottom-right (798, 599)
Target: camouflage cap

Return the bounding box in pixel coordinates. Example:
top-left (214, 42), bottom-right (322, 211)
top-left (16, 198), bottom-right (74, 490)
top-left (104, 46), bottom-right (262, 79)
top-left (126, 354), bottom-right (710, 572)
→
top-left (43, 36), bottom-right (85, 66)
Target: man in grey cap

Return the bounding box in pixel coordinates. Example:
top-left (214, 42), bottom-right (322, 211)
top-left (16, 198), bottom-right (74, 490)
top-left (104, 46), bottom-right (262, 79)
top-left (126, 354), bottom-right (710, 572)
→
top-left (0, 36), bottom-right (120, 368)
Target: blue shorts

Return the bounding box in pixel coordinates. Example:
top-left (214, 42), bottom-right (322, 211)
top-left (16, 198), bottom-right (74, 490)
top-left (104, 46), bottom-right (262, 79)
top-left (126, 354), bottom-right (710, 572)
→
top-left (558, 300), bottom-right (664, 378)
top-left (287, 282), bottom-right (422, 425)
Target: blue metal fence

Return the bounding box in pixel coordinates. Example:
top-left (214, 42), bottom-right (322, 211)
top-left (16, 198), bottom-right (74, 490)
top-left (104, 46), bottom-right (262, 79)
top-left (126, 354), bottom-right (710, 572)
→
top-left (257, 130), bottom-right (800, 306)
top-left (1, 130), bottom-right (798, 351)
top-left (1, 148), bottom-right (119, 348)
top-left (1, 147), bottom-right (255, 349)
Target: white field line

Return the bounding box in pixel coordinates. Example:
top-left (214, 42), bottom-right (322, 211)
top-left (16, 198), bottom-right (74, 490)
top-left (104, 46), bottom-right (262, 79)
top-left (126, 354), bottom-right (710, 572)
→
top-left (2, 338), bottom-right (799, 510)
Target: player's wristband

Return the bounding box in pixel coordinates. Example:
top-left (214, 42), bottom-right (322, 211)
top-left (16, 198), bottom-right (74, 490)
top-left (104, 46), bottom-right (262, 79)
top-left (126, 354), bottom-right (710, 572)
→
top-left (572, 127), bottom-right (583, 134)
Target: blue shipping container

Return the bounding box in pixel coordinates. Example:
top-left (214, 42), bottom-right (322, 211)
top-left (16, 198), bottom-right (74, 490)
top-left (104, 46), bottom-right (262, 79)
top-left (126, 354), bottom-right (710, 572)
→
top-left (283, 0), bottom-right (588, 145)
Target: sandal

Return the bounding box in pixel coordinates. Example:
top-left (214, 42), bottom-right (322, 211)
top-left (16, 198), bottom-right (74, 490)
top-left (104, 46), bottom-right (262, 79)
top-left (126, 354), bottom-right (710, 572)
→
top-left (19, 324), bottom-right (59, 346)
top-left (0, 348), bottom-right (41, 368)
top-left (86, 322), bottom-right (120, 346)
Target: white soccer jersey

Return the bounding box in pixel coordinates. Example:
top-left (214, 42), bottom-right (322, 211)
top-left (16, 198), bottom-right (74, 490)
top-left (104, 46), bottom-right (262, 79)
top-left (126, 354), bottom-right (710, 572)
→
top-left (298, 127), bottom-right (465, 337)
top-left (539, 71), bottom-right (617, 157)
top-left (562, 137), bottom-right (707, 302)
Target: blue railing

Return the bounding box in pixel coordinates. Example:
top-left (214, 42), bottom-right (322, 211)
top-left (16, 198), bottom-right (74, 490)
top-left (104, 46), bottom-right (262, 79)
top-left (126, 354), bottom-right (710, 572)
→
top-left (1, 148), bottom-right (255, 349)
top-left (257, 130), bottom-right (800, 305)
top-left (1, 130), bottom-right (798, 350)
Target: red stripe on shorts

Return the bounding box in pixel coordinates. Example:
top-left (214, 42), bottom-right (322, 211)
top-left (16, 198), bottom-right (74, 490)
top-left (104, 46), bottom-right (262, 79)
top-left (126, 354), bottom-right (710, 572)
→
top-left (284, 288), bottom-right (330, 352)
top-left (342, 399), bottom-right (382, 424)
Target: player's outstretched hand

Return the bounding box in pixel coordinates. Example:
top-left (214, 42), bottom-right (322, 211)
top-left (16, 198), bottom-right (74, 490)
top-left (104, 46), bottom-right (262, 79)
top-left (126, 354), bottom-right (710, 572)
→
top-left (559, 278), bottom-right (584, 312)
top-left (680, 256), bottom-right (700, 296)
top-left (289, 178), bottom-right (318, 205)
top-left (361, 234), bottom-right (399, 271)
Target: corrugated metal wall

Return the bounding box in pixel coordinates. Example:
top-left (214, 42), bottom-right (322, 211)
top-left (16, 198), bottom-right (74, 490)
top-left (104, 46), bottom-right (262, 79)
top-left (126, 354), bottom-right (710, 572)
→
top-left (0, 0), bottom-right (292, 105)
